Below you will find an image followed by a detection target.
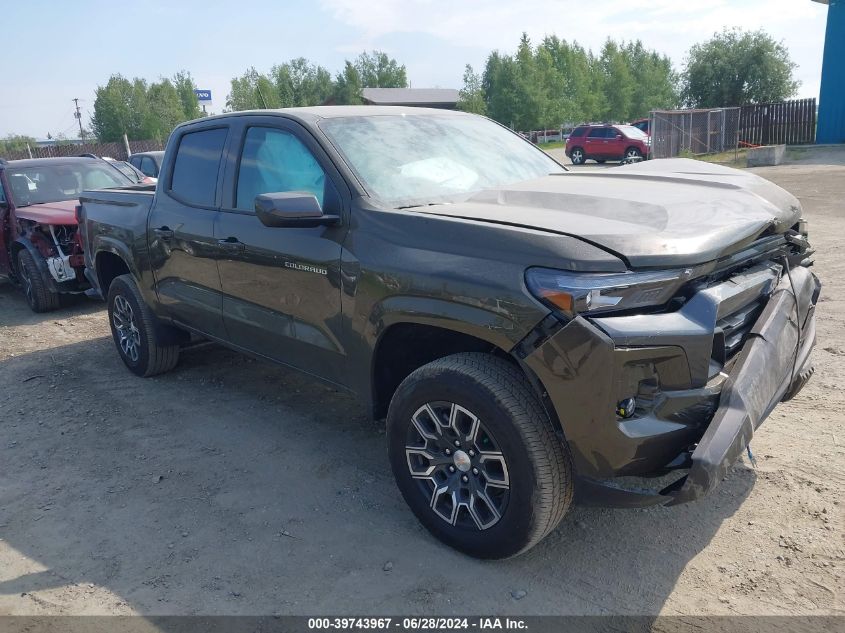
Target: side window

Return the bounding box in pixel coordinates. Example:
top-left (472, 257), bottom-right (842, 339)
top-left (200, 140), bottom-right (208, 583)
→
top-left (0, 178), bottom-right (6, 204)
top-left (587, 128), bottom-right (606, 138)
top-left (236, 127), bottom-right (327, 211)
top-left (170, 128), bottom-right (228, 207)
top-left (129, 156), bottom-right (141, 169)
top-left (140, 157), bottom-right (156, 177)
top-left (570, 127), bottom-right (587, 138)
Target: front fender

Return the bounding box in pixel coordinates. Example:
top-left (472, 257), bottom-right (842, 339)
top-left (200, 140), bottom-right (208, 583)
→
top-left (369, 294), bottom-right (528, 352)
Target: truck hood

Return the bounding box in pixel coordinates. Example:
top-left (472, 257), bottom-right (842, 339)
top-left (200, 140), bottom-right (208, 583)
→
top-left (14, 199), bottom-right (79, 226)
top-left (417, 159), bottom-right (801, 268)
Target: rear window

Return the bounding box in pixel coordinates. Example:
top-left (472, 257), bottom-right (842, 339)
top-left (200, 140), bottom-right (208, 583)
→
top-left (618, 125), bottom-right (648, 140)
top-left (170, 128), bottom-right (228, 206)
top-left (570, 127), bottom-right (588, 138)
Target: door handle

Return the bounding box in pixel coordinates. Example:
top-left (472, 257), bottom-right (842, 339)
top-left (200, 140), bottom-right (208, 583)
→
top-left (217, 237), bottom-right (245, 253)
top-left (154, 227), bottom-right (174, 239)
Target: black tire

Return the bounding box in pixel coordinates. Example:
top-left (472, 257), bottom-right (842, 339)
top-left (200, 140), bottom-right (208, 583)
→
top-left (387, 353), bottom-right (573, 559)
top-left (16, 248), bottom-right (60, 313)
top-left (107, 274), bottom-right (180, 377)
top-left (624, 147), bottom-right (642, 161)
top-left (569, 147), bottom-right (585, 165)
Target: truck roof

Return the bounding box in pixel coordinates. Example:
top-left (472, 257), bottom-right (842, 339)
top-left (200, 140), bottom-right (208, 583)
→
top-left (195, 105), bottom-right (472, 125)
top-left (1, 156), bottom-right (101, 169)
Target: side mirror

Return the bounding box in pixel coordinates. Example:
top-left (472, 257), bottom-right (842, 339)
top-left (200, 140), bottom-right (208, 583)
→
top-left (616, 134), bottom-right (623, 140)
top-left (255, 192), bottom-right (340, 228)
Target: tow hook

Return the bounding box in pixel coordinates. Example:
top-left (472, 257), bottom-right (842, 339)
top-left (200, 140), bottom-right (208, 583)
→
top-left (616, 397), bottom-right (636, 419)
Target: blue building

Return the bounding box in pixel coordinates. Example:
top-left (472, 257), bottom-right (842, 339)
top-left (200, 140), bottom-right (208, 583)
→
top-left (815, 0), bottom-right (845, 143)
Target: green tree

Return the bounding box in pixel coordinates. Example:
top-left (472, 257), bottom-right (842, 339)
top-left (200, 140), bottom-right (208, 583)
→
top-left (91, 75), bottom-right (136, 141)
top-left (353, 51), bottom-right (408, 88)
top-left (172, 70), bottom-right (202, 119)
top-left (681, 28), bottom-right (798, 107)
top-left (145, 79), bottom-right (186, 142)
top-left (332, 61), bottom-right (363, 105)
top-left (226, 68), bottom-right (280, 110)
top-left (272, 58), bottom-right (334, 107)
top-left (457, 64), bottom-right (486, 115)
top-left (0, 134), bottom-right (36, 154)
top-left (626, 41), bottom-right (679, 118)
top-left (482, 52), bottom-right (522, 128)
top-left (598, 40), bottom-right (635, 122)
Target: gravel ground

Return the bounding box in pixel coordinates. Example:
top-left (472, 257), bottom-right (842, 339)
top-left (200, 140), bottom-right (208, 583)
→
top-left (0, 150), bottom-right (842, 617)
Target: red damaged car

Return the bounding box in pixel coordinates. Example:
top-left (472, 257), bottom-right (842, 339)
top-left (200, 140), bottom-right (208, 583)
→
top-left (0, 157), bottom-right (134, 312)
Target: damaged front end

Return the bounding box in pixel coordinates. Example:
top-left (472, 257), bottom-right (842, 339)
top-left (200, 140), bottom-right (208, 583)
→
top-left (15, 217), bottom-right (90, 294)
top-left (518, 232), bottom-right (820, 507)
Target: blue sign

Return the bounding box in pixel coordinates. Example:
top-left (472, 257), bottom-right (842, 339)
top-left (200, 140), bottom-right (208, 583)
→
top-left (194, 89), bottom-right (212, 102)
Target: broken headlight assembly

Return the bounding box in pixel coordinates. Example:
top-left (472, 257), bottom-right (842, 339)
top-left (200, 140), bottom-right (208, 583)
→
top-left (525, 267), bottom-right (690, 319)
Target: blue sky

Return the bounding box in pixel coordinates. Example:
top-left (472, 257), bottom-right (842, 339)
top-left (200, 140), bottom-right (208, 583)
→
top-left (1, 0), bottom-right (831, 138)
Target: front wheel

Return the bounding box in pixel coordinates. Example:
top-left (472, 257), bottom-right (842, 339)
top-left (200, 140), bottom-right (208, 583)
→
top-left (16, 248), bottom-right (60, 313)
top-left (107, 274), bottom-right (180, 377)
top-left (387, 353), bottom-right (573, 558)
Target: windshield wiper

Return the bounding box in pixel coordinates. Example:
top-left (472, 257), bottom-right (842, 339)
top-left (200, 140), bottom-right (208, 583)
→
top-left (396, 202), bottom-right (441, 210)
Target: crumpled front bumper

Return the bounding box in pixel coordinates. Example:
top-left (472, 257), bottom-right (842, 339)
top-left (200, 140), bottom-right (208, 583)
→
top-left (664, 264), bottom-right (819, 505)
top-left (521, 263), bottom-right (820, 507)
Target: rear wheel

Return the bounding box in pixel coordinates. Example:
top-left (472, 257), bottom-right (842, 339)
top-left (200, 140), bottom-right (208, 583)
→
top-left (624, 147), bottom-right (642, 161)
top-left (387, 353), bottom-right (573, 558)
top-left (569, 148), bottom-right (585, 165)
top-left (107, 274), bottom-right (180, 377)
top-left (16, 248), bottom-right (60, 313)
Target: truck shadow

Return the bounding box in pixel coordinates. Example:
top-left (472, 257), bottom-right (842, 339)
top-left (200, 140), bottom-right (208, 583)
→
top-left (0, 338), bottom-right (755, 617)
top-left (0, 278), bottom-right (103, 327)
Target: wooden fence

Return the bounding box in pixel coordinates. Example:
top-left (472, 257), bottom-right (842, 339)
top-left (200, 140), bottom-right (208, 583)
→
top-left (738, 98), bottom-right (816, 146)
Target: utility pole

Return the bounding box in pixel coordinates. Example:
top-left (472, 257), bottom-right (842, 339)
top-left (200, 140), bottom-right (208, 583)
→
top-left (73, 98), bottom-right (85, 140)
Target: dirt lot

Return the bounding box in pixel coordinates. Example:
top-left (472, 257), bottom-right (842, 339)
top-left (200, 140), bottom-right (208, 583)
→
top-left (1, 149), bottom-right (843, 617)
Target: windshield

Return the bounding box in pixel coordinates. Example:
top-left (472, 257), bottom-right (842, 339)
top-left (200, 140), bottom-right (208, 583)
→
top-left (618, 125), bottom-right (648, 140)
top-left (6, 161), bottom-right (132, 207)
top-left (319, 114), bottom-right (565, 207)
top-left (110, 161), bottom-right (145, 183)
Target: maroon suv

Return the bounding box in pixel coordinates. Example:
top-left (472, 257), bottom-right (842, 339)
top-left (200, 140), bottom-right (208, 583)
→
top-left (565, 124), bottom-right (651, 165)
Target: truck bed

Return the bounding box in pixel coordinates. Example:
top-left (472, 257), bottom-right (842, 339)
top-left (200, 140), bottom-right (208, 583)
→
top-left (78, 187), bottom-right (157, 296)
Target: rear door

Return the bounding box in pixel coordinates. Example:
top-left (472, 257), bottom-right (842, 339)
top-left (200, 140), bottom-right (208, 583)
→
top-left (214, 116), bottom-right (349, 385)
top-left (147, 125), bottom-right (229, 339)
top-left (584, 127), bottom-right (608, 158)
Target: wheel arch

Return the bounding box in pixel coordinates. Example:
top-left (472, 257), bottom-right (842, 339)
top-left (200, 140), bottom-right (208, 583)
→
top-left (93, 239), bottom-right (140, 295)
top-left (368, 317), bottom-right (561, 436)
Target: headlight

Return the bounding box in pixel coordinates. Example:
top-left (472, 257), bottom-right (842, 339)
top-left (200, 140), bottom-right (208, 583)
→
top-left (525, 267), bottom-right (689, 319)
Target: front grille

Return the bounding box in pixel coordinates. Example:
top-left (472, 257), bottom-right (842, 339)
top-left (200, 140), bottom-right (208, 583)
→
top-left (713, 299), bottom-right (764, 363)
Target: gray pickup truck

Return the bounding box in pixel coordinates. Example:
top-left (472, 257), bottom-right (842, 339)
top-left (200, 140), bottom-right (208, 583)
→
top-left (78, 107), bottom-right (819, 558)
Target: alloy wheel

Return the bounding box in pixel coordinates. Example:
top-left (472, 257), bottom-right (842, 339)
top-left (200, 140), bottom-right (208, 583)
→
top-left (571, 149), bottom-right (584, 164)
top-left (405, 401), bottom-right (510, 530)
top-left (112, 294), bottom-right (141, 362)
top-left (626, 148), bottom-right (641, 159)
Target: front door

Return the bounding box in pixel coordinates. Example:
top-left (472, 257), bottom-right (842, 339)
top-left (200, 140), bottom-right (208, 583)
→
top-left (148, 126), bottom-right (229, 339)
top-left (215, 120), bottom-right (349, 385)
top-left (605, 127), bottom-right (626, 160)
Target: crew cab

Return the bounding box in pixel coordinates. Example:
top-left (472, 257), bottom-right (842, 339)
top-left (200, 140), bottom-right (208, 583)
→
top-left (78, 107), bottom-right (819, 558)
top-left (0, 157), bottom-right (133, 311)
